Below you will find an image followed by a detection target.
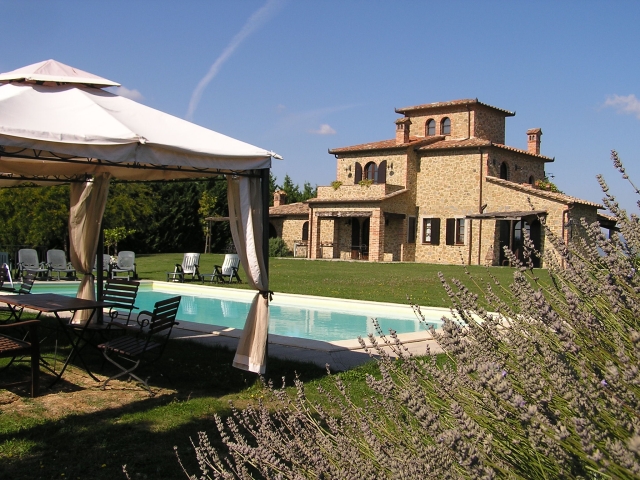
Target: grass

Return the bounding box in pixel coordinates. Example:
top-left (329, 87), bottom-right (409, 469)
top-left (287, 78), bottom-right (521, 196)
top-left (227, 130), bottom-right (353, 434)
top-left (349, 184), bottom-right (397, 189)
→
top-left (0, 255), bottom-right (538, 478)
top-left (137, 253), bottom-right (547, 308)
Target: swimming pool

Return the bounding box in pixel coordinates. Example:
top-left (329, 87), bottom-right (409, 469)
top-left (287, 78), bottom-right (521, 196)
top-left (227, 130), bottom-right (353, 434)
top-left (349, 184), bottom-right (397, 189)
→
top-left (30, 282), bottom-right (446, 342)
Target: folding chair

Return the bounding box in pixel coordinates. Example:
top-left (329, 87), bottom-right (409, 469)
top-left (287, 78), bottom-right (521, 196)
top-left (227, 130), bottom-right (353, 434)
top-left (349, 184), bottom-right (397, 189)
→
top-left (101, 278), bottom-right (140, 327)
top-left (0, 320), bottom-right (40, 397)
top-left (98, 296), bottom-right (181, 394)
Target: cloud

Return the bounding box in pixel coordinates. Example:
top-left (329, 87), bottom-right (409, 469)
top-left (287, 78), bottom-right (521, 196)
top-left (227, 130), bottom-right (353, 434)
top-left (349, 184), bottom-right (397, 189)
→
top-left (186, 0), bottom-right (285, 121)
top-left (113, 86), bottom-right (143, 101)
top-left (309, 124), bottom-right (336, 135)
top-left (603, 94), bottom-right (640, 119)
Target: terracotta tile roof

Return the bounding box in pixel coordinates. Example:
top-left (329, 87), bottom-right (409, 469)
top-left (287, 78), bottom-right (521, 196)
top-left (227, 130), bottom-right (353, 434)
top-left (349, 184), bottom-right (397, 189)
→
top-left (492, 143), bottom-right (553, 161)
top-left (395, 98), bottom-right (515, 116)
top-left (486, 176), bottom-right (603, 208)
top-left (329, 136), bottom-right (444, 154)
top-left (417, 138), bottom-right (491, 150)
top-left (269, 202), bottom-right (309, 217)
top-left (415, 138), bottom-right (553, 161)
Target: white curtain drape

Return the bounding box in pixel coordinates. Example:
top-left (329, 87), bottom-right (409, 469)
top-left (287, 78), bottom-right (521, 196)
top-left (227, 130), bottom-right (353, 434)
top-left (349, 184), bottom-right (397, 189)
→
top-left (227, 175), bottom-right (269, 374)
top-left (69, 172), bottom-right (111, 324)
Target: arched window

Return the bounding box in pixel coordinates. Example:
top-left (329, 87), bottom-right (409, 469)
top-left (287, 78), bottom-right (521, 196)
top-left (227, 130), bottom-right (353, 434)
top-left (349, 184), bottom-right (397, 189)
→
top-left (441, 117), bottom-right (451, 135)
top-left (301, 221), bottom-right (309, 241)
top-left (364, 162), bottom-right (378, 182)
top-left (500, 162), bottom-right (508, 180)
top-left (268, 223), bottom-right (278, 239)
top-left (529, 175), bottom-right (534, 185)
top-left (426, 119), bottom-right (436, 136)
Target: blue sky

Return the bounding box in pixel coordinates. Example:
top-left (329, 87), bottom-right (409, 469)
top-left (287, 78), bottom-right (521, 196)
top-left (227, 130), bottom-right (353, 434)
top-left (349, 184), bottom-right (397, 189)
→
top-left (2, 1), bottom-right (640, 210)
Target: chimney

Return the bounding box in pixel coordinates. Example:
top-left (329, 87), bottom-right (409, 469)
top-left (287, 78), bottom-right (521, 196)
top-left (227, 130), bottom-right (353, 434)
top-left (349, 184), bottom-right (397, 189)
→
top-left (527, 128), bottom-right (542, 155)
top-left (273, 190), bottom-right (287, 207)
top-left (395, 117), bottom-right (411, 144)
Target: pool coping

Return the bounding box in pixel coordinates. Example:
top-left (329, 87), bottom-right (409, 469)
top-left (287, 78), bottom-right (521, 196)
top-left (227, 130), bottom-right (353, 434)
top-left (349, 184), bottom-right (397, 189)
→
top-left (27, 279), bottom-right (447, 369)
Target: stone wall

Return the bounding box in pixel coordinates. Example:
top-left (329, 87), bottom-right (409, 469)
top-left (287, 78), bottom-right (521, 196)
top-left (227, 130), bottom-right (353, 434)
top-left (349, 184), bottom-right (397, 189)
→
top-left (473, 107), bottom-right (506, 143)
top-left (414, 150), bottom-right (481, 264)
top-left (335, 152), bottom-right (407, 187)
top-left (486, 149), bottom-right (547, 185)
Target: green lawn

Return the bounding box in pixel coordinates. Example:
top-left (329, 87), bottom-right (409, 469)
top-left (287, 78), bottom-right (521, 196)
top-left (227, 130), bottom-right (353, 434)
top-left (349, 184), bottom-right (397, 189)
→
top-left (0, 256), bottom-right (541, 479)
top-left (137, 253), bottom-right (546, 308)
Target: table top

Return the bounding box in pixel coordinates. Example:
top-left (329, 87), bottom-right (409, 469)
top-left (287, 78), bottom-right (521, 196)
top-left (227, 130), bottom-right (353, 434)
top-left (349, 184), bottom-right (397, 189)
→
top-left (0, 293), bottom-right (113, 313)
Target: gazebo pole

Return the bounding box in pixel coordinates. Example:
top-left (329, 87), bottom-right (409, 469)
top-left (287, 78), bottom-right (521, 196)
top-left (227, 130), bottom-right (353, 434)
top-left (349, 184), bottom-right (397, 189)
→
top-left (262, 168), bottom-right (270, 374)
top-left (96, 225), bottom-right (104, 323)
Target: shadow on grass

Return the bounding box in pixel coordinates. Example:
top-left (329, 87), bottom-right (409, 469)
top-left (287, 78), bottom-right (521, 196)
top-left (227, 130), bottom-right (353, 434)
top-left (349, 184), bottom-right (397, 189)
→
top-left (0, 323), bottom-right (328, 480)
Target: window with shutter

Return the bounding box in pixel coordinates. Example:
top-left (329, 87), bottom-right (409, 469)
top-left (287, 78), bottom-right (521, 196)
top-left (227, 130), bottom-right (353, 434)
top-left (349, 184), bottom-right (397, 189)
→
top-left (422, 218), bottom-right (440, 245)
top-left (407, 216), bottom-right (417, 244)
top-left (446, 218), bottom-right (455, 245)
top-left (378, 160), bottom-right (387, 184)
top-left (354, 162), bottom-right (362, 183)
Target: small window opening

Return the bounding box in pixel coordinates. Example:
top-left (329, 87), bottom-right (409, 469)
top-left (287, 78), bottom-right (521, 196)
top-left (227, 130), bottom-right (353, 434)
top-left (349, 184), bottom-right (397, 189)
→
top-left (426, 119), bottom-right (436, 136)
top-left (441, 117), bottom-right (451, 135)
top-left (500, 162), bottom-right (508, 180)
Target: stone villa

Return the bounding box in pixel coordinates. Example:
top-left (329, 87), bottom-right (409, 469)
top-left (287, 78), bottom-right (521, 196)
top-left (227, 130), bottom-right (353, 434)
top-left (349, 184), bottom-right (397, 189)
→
top-left (269, 99), bottom-right (613, 266)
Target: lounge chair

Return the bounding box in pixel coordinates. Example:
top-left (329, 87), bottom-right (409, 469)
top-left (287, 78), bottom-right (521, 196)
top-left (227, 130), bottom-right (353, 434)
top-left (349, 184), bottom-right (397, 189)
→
top-left (98, 296), bottom-right (181, 395)
top-left (111, 251), bottom-right (136, 280)
top-left (203, 253), bottom-right (241, 284)
top-left (0, 272), bottom-right (37, 323)
top-left (94, 254), bottom-right (113, 275)
top-left (17, 249), bottom-right (49, 280)
top-left (166, 253), bottom-right (200, 283)
top-left (46, 249), bottom-right (77, 280)
top-left (0, 263), bottom-right (14, 292)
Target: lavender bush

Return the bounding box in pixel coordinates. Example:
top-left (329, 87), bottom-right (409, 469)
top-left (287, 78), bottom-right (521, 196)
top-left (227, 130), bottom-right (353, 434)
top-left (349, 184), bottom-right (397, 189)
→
top-left (182, 151), bottom-right (640, 479)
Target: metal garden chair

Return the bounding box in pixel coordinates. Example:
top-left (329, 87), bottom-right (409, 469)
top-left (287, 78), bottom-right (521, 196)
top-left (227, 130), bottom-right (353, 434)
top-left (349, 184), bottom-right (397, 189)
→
top-left (98, 296), bottom-right (181, 394)
top-left (0, 320), bottom-right (40, 397)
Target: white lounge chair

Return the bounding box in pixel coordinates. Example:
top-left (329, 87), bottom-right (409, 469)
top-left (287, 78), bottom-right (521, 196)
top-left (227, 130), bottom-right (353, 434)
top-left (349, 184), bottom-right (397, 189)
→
top-left (166, 253), bottom-right (201, 282)
top-left (46, 249), bottom-right (77, 280)
top-left (17, 249), bottom-right (49, 280)
top-left (203, 253), bottom-right (241, 284)
top-left (111, 251), bottom-right (136, 280)
top-left (94, 254), bottom-right (112, 275)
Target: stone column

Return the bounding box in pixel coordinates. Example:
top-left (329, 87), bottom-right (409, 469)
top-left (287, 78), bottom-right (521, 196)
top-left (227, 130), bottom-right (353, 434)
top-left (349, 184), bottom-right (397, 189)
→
top-left (368, 209), bottom-right (384, 262)
top-left (310, 214), bottom-right (321, 259)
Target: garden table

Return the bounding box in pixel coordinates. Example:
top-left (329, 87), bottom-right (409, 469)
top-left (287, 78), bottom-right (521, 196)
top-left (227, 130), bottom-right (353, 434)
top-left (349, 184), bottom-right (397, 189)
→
top-left (0, 293), bottom-right (114, 386)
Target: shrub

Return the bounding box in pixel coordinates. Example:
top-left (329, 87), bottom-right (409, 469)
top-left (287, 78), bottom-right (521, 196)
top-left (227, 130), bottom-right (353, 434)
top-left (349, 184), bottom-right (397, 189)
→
top-left (183, 151), bottom-right (640, 478)
top-left (331, 180), bottom-right (342, 190)
top-left (268, 237), bottom-right (292, 257)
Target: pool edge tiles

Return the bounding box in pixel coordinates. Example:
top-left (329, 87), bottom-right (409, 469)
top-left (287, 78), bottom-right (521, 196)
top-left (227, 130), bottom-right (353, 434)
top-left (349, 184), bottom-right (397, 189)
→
top-left (151, 280), bottom-right (451, 321)
top-left (172, 318), bottom-right (442, 353)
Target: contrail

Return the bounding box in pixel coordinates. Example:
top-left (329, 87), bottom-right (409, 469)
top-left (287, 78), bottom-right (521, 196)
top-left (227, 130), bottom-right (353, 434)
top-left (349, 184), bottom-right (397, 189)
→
top-left (186, 0), bottom-right (285, 121)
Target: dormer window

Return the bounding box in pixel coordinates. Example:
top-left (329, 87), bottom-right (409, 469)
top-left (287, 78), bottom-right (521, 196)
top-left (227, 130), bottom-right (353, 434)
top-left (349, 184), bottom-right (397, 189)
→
top-left (441, 117), bottom-right (451, 135)
top-left (426, 119), bottom-right (436, 136)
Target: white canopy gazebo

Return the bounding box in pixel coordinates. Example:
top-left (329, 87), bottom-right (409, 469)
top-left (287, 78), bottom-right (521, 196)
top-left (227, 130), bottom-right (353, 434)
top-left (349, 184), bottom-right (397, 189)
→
top-left (0, 60), bottom-right (277, 373)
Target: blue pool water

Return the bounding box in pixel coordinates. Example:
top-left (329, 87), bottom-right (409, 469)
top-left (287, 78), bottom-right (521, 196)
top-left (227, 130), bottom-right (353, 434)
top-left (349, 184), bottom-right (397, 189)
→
top-left (30, 283), bottom-right (442, 342)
